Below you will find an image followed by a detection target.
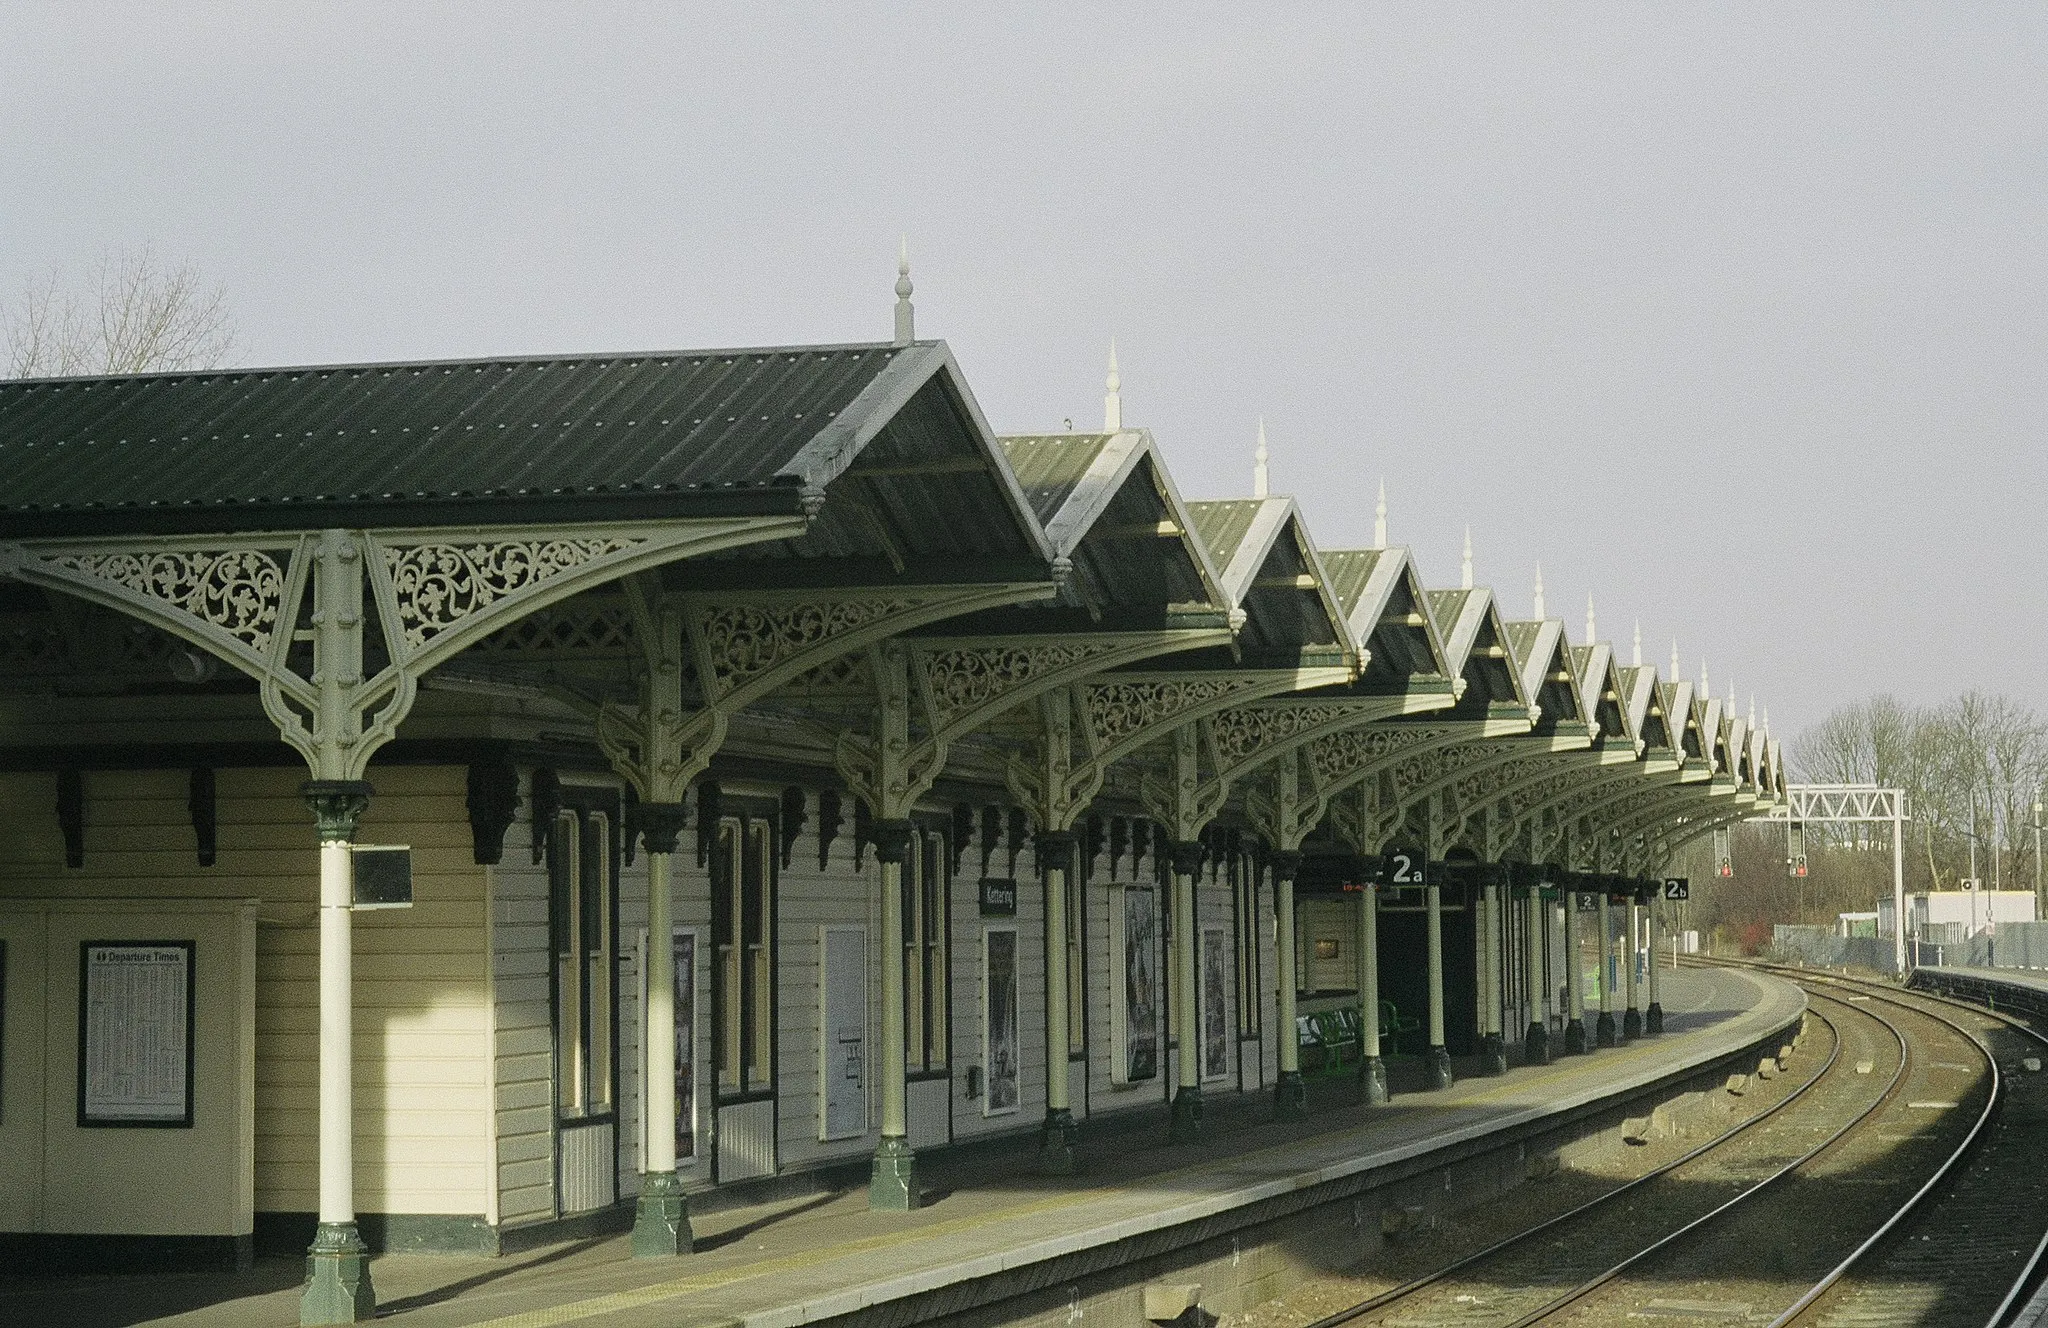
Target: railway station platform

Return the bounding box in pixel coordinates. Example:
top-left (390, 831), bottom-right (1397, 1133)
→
top-left (1910, 965), bottom-right (2048, 1019)
top-left (0, 965), bottom-right (1803, 1328)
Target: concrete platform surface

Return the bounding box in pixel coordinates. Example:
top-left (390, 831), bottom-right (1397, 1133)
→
top-left (0, 966), bottom-right (1802, 1328)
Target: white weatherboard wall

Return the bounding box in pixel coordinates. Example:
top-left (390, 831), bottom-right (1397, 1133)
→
top-left (0, 766), bottom-right (494, 1225)
top-left (0, 897), bottom-right (256, 1239)
top-left (489, 770), bottom-right (663, 1230)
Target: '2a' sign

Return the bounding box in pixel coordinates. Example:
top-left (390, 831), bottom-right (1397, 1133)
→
top-left (1383, 852), bottom-right (1430, 888)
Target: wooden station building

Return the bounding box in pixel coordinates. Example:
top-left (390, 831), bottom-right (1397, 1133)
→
top-left (0, 281), bottom-right (1781, 1323)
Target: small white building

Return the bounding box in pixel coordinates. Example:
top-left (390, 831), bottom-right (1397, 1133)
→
top-left (1877, 890), bottom-right (2037, 940)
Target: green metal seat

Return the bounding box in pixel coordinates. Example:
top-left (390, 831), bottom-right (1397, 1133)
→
top-left (1378, 998), bottom-right (1421, 1057)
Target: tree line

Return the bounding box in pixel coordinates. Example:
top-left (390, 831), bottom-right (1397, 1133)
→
top-left (1679, 690), bottom-right (2048, 951)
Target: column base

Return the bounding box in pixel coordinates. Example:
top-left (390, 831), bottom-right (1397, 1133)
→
top-left (1425, 1045), bottom-right (1454, 1091)
top-left (1646, 1002), bottom-right (1664, 1035)
top-left (1562, 1018), bottom-right (1587, 1054)
top-left (1274, 1070), bottom-right (1309, 1121)
top-left (868, 1136), bottom-right (920, 1211)
top-left (1595, 1011), bottom-right (1617, 1048)
top-left (1362, 1055), bottom-right (1390, 1104)
top-left (1524, 1021), bottom-right (1552, 1066)
top-left (1169, 1085), bottom-right (1204, 1143)
top-left (300, 1221), bottom-right (375, 1326)
top-left (630, 1170), bottom-right (693, 1257)
top-left (1037, 1109), bottom-right (1079, 1175)
top-left (1623, 1007), bottom-right (1643, 1040)
top-left (1478, 1033), bottom-right (1508, 1076)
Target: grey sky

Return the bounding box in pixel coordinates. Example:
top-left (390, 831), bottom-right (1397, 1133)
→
top-left (6, 4), bottom-right (2042, 737)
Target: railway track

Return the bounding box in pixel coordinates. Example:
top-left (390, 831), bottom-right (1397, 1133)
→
top-left (1289, 961), bottom-right (2048, 1328)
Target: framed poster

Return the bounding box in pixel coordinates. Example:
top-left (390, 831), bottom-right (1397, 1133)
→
top-left (819, 926), bottom-right (868, 1140)
top-left (982, 927), bottom-right (1020, 1115)
top-left (1121, 886), bottom-right (1159, 1083)
top-left (78, 941), bottom-right (195, 1128)
top-left (1201, 928), bottom-right (1230, 1082)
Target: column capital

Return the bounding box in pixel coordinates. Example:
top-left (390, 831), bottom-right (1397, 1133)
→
top-left (1268, 850), bottom-right (1302, 884)
top-left (1169, 839), bottom-right (1207, 879)
top-left (872, 818), bottom-right (917, 865)
top-left (302, 780), bottom-right (373, 843)
top-left (638, 802), bottom-right (689, 856)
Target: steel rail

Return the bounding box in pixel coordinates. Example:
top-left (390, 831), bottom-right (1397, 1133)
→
top-left (1488, 987), bottom-right (1910, 1328)
top-left (1297, 995), bottom-right (1851, 1328)
top-left (1720, 960), bottom-right (2048, 1328)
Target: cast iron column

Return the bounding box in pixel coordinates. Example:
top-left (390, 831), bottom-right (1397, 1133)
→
top-left (1359, 878), bottom-right (1388, 1103)
top-left (1037, 830), bottom-right (1079, 1172)
top-left (1646, 887), bottom-right (1665, 1034)
top-left (1562, 884), bottom-right (1587, 1053)
top-left (1595, 891), bottom-right (1618, 1047)
top-left (632, 803), bottom-right (693, 1255)
top-left (870, 820), bottom-right (919, 1208)
top-left (1477, 881), bottom-right (1505, 1074)
top-left (1271, 851), bottom-right (1307, 1120)
top-left (301, 781), bottom-right (375, 1326)
top-left (1523, 887), bottom-right (1552, 1064)
top-left (1169, 839), bottom-right (1205, 1142)
top-left (1622, 894), bottom-right (1643, 1040)
top-left (1424, 877), bottom-right (1453, 1090)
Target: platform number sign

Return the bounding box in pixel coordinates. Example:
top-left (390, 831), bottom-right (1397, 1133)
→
top-left (1385, 852), bottom-right (1428, 888)
top-left (1662, 877), bottom-right (1690, 901)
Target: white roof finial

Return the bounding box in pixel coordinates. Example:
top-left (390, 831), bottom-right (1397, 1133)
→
top-left (1585, 593), bottom-right (1596, 643)
top-left (1460, 527), bottom-right (1473, 589)
top-left (893, 237), bottom-right (915, 345)
top-left (1373, 479), bottom-right (1387, 548)
top-left (1671, 639), bottom-right (1681, 682)
top-left (1700, 657), bottom-right (1710, 698)
top-left (1253, 419), bottom-right (1270, 498)
top-left (1749, 693), bottom-right (1757, 729)
top-left (1632, 619), bottom-right (1643, 667)
top-left (1532, 563), bottom-right (1545, 619)
top-left (1764, 705), bottom-right (1771, 732)
top-left (1103, 340), bottom-right (1122, 431)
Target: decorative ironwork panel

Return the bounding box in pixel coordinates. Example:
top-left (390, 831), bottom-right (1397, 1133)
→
top-left (697, 597), bottom-right (912, 700)
top-left (383, 538), bottom-right (640, 651)
top-left (474, 601), bottom-right (637, 656)
top-left (50, 549), bottom-right (285, 653)
top-left (918, 641), bottom-right (1110, 731)
top-left (1207, 701), bottom-right (1387, 769)
top-left (1083, 677), bottom-right (1241, 748)
top-left (0, 616), bottom-right (68, 675)
top-left (1303, 724), bottom-right (1451, 789)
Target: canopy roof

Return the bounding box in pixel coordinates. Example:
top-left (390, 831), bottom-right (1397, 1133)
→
top-left (1320, 546), bottom-right (1452, 695)
top-left (0, 339), bottom-right (1047, 550)
top-left (999, 429), bottom-right (1224, 619)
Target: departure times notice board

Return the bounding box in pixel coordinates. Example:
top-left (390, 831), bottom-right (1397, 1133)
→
top-left (77, 941), bottom-right (195, 1128)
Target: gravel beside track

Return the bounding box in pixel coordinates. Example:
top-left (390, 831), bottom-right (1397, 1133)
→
top-left (1231, 962), bottom-right (2048, 1328)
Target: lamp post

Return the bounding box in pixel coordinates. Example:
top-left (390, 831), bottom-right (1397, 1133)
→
top-left (2033, 797), bottom-right (2043, 921)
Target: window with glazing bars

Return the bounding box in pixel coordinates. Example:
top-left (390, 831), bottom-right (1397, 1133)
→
top-left (1233, 856), bottom-right (1260, 1037)
top-left (551, 808), bottom-right (615, 1119)
top-left (904, 828), bottom-right (949, 1072)
top-left (714, 815), bottom-right (776, 1096)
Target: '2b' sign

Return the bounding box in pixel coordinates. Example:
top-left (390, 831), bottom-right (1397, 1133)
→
top-left (1662, 877), bottom-right (1690, 901)
top-left (1385, 852), bottom-right (1429, 887)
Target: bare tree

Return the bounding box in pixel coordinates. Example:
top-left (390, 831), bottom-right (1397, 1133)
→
top-left (4, 247), bottom-right (234, 377)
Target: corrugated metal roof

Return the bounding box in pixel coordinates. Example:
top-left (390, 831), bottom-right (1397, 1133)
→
top-left (999, 433), bottom-right (1117, 526)
top-left (0, 341), bottom-right (928, 536)
top-left (1185, 500), bottom-right (1263, 575)
top-left (1318, 549), bottom-right (1384, 620)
